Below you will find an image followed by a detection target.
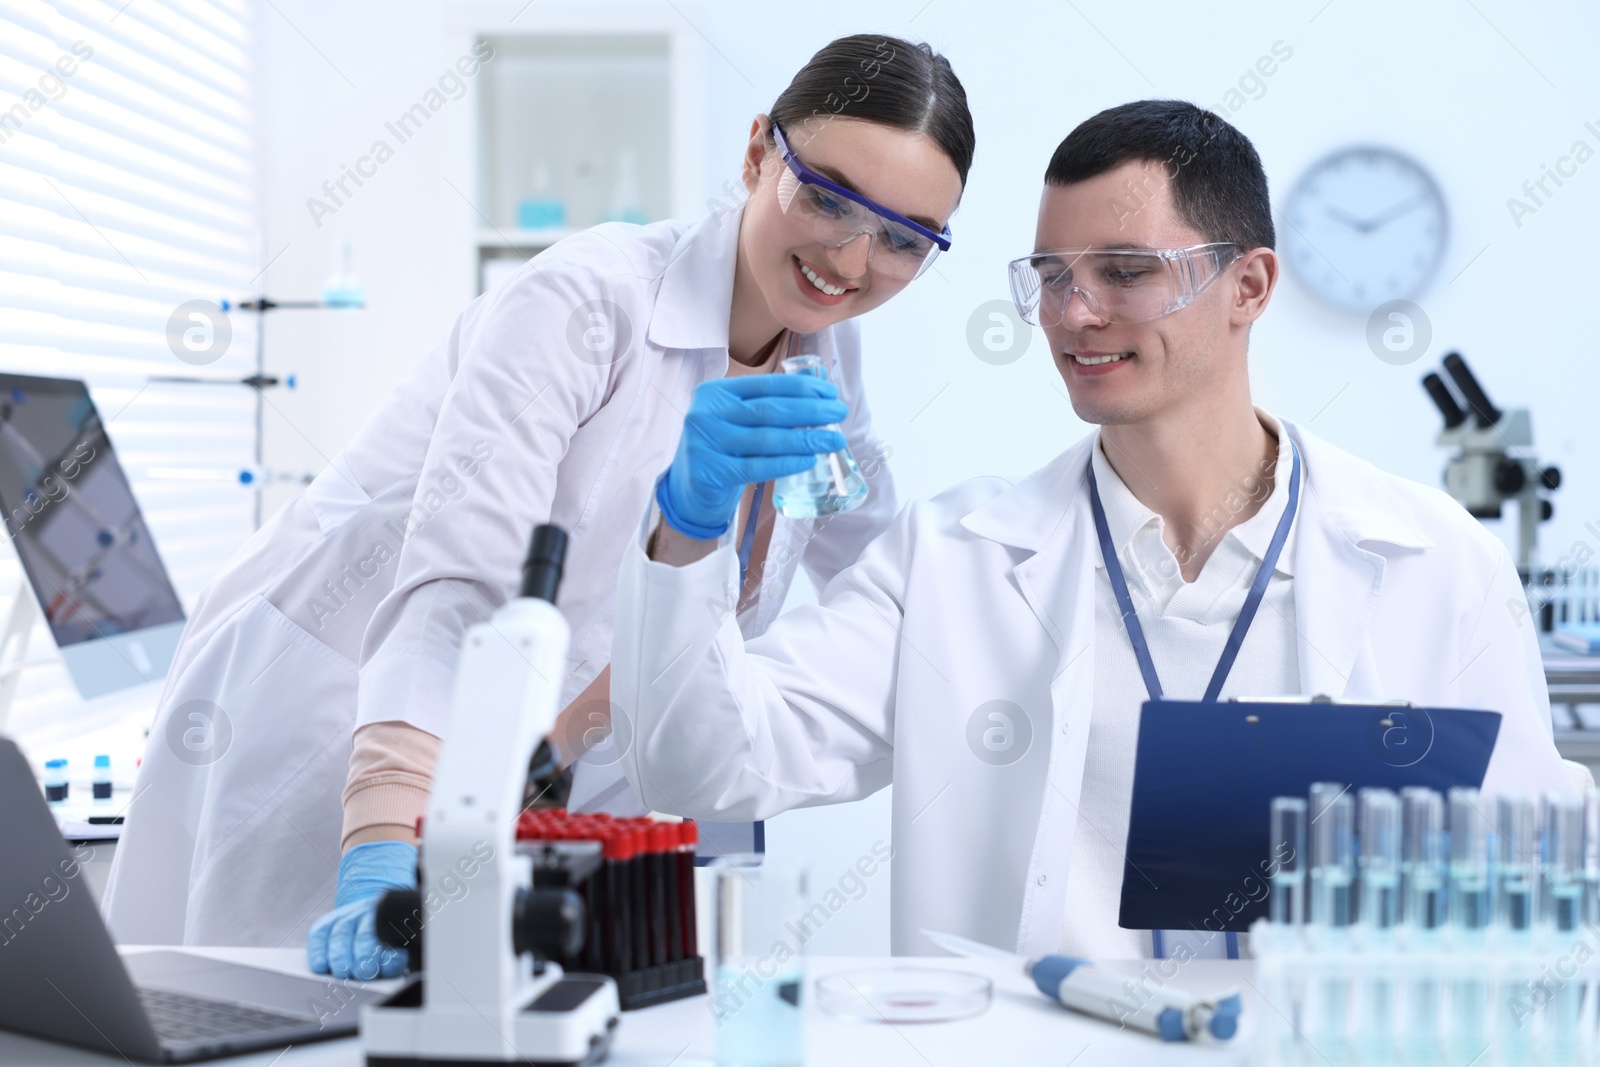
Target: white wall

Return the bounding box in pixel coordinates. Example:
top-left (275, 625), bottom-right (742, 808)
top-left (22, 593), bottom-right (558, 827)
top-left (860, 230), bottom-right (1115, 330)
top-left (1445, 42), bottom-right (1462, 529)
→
top-left (259, 0), bottom-right (1600, 954)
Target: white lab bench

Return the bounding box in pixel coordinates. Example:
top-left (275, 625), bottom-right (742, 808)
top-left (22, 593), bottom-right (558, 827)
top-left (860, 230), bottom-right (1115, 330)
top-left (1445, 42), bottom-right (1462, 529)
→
top-left (0, 948), bottom-right (1255, 1066)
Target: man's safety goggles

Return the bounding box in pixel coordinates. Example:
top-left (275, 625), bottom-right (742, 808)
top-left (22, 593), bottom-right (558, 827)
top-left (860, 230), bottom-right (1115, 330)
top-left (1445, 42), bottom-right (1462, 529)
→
top-left (772, 122), bottom-right (952, 281)
top-left (1008, 242), bottom-right (1243, 326)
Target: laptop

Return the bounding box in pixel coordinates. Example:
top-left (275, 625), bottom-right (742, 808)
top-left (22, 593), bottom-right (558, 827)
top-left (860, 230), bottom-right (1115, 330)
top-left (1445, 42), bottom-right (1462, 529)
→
top-left (0, 739), bottom-right (388, 1061)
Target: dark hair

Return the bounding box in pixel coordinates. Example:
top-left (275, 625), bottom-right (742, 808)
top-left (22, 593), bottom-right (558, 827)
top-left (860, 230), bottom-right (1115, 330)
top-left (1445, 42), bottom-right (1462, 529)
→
top-left (1044, 100), bottom-right (1274, 250)
top-left (769, 35), bottom-right (975, 187)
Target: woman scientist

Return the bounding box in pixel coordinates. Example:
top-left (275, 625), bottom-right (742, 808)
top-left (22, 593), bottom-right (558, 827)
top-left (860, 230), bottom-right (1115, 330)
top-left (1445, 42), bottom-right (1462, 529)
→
top-left (102, 34), bottom-right (974, 979)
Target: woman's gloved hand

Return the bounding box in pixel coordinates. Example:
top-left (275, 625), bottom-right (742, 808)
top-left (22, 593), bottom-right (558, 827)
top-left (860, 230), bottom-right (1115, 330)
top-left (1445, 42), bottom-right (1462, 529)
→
top-left (306, 840), bottom-right (417, 980)
top-left (656, 374), bottom-right (849, 539)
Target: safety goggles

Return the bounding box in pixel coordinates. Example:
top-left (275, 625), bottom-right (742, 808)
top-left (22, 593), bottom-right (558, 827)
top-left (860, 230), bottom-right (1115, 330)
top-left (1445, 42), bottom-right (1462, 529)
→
top-left (771, 122), bottom-right (952, 281)
top-left (1007, 242), bottom-right (1243, 326)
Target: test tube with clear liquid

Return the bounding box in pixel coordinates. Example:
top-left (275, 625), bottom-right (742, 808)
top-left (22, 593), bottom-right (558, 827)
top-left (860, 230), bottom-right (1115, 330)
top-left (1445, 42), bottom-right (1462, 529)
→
top-left (1448, 788), bottom-right (1492, 1064)
top-left (1310, 783), bottom-right (1355, 928)
top-left (1308, 783), bottom-right (1355, 1062)
top-left (1358, 788), bottom-right (1401, 1064)
top-left (1545, 794), bottom-right (1584, 1063)
top-left (1267, 796), bottom-right (1306, 1066)
top-left (1401, 787), bottom-right (1446, 1064)
top-left (1270, 797), bottom-right (1306, 925)
top-left (1496, 794), bottom-right (1539, 936)
top-left (772, 355), bottom-right (868, 518)
top-left (1497, 795), bottom-right (1540, 1063)
top-left (1583, 790), bottom-right (1600, 929)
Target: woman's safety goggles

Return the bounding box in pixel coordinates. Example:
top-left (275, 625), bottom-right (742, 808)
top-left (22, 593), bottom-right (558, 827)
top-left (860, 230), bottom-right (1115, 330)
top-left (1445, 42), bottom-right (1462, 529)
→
top-left (1007, 242), bottom-right (1243, 326)
top-left (771, 122), bottom-right (952, 281)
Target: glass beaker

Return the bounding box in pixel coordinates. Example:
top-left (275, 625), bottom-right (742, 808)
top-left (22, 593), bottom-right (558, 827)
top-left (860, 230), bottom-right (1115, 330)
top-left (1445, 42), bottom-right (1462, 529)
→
top-left (710, 854), bottom-right (809, 1067)
top-left (772, 355), bottom-right (868, 518)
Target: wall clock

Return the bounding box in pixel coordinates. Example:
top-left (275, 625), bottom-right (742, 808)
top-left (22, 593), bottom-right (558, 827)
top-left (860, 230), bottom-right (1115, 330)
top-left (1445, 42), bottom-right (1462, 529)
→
top-left (1282, 146), bottom-right (1448, 311)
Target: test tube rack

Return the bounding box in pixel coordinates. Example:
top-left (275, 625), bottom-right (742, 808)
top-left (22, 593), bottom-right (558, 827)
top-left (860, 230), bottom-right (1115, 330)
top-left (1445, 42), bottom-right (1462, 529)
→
top-left (515, 810), bottom-right (707, 1011)
top-left (1253, 784), bottom-right (1600, 1065)
top-left (1251, 917), bottom-right (1600, 1066)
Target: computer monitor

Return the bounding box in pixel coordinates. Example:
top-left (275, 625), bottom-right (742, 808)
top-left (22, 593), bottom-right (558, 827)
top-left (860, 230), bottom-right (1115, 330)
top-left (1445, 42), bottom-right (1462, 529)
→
top-left (0, 374), bottom-right (185, 698)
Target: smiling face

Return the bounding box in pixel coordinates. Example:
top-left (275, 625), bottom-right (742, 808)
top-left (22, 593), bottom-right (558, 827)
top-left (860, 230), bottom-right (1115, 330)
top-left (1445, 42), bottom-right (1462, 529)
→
top-left (1035, 159), bottom-right (1277, 427)
top-left (737, 115), bottom-right (964, 335)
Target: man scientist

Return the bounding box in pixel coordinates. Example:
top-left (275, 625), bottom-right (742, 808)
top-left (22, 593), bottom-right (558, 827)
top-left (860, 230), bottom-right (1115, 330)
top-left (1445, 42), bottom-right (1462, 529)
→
top-left (610, 100), bottom-right (1573, 960)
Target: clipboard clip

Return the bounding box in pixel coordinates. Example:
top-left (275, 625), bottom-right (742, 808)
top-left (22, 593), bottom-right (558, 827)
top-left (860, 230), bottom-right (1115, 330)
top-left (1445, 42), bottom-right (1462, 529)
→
top-left (1226, 694), bottom-right (1415, 707)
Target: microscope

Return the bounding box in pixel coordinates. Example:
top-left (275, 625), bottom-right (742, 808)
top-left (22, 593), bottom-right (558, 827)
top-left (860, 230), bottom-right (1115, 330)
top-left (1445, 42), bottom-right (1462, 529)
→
top-left (360, 525), bottom-right (621, 1066)
top-left (1421, 352), bottom-right (1561, 582)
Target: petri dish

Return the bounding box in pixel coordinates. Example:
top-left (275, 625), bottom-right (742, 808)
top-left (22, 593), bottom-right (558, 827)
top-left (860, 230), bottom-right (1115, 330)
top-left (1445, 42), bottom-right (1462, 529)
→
top-left (814, 967), bottom-right (993, 1024)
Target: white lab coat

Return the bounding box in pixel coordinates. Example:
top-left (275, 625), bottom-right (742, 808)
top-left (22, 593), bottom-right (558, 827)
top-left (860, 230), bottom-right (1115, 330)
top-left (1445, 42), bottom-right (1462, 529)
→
top-left (102, 207), bottom-right (896, 947)
top-left (612, 417), bottom-right (1572, 958)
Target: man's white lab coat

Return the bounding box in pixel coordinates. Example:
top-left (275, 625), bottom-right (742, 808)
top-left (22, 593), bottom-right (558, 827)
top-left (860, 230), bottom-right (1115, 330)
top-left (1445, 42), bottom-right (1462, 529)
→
top-left (613, 418), bottom-right (1572, 957)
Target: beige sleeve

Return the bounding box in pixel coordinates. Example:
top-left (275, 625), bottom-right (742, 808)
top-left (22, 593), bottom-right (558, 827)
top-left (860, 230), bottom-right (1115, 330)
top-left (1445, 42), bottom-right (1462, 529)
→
top-left (341, 721), bottom-right (441, 851)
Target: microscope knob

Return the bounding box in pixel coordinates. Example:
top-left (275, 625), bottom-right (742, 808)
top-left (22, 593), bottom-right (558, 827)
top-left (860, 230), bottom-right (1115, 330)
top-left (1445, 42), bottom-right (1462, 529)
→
top-left (1494, 460), bottom-right (1526, 496)
top-left (1484, 460), bottom-right (1523, 499)
top-left (1542, 499), bottom-right (1555, 521)
top-left (374, 888), bottom-right (425, 970)
top-left (1542, 466), bottom-right (1562, 490)
top-left (513, 886), bottom-right (586, 961)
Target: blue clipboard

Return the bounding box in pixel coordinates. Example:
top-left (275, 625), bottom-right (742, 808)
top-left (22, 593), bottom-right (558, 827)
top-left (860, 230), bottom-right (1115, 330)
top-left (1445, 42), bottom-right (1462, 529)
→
top-left (1117, 698), bottom-right (1501, 933)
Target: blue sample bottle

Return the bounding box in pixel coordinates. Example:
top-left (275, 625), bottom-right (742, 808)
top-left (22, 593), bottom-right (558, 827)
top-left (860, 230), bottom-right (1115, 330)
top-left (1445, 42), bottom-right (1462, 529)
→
top-left (94, 754), bottom-right (112, 800)
top-left (44, 758), bottom-right (68, 803)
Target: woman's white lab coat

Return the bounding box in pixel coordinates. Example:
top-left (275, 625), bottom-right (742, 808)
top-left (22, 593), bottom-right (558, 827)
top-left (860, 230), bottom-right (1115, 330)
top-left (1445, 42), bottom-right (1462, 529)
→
top-left (102, 207), bottom-right (896, 947)
top-left (612, 419), bottom-right (1575, 957)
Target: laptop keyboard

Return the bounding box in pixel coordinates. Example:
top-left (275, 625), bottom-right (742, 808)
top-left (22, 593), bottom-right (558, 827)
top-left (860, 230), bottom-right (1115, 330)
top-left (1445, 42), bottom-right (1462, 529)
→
top-left (138, 987), bottom-right (307, 1043)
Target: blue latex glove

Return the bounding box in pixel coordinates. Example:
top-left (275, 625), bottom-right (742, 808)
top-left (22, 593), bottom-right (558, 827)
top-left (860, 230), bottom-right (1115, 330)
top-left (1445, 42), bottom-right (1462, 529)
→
top-left (657, 374), bottom-right (849, 539)
top-left (306, 840), bottom-right (416, 980)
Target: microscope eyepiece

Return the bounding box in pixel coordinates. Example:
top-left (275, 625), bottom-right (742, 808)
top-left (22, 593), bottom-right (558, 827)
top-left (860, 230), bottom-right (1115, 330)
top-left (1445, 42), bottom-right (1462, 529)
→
top-left (1422, 372), bottom-right (1467, 429)
top-left (519, 524), bottom-right (569, 603)
top-left (1442, 352), bottom-right (1502, 428)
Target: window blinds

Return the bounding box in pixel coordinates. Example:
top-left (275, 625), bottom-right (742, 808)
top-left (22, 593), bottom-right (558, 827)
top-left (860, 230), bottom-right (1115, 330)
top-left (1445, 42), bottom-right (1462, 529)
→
top-left (0, 0), bottom-right (258, 733)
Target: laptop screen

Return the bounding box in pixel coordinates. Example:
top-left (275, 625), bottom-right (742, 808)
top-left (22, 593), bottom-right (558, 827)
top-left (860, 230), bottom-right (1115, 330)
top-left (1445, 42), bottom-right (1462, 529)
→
top-left (0, 375), bottom-right (185, 648)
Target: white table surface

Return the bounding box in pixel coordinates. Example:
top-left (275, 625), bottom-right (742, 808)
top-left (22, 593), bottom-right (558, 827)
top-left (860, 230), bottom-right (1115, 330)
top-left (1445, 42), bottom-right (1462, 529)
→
top-left (0, 947), bottom-right (1259, 1066)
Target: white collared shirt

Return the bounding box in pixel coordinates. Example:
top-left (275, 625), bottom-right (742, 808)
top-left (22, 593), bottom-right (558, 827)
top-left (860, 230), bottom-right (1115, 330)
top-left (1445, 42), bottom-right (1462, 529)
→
top-left (1061, 409), bottom-right (1301, 960)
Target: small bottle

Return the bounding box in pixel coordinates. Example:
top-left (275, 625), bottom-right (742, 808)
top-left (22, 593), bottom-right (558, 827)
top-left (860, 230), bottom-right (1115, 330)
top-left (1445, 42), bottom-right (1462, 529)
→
top-left (321, 239), bottom-right (365, 309)
top-left (44, 758), bottom-right (68, 803)
top-left (93, 754), bottom-right (112, 801)
top-left (603, 148), bottom-right (647, 225)
top-left (517, 160), bottom-right (567, 229)
top-left (772, 355), bottom-right (868, 518)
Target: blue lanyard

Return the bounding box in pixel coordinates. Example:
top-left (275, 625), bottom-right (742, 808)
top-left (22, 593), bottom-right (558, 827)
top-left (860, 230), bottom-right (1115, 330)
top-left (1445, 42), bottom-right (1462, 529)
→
top-left (736, 480), bottom-right (765, 594)
top-left (1087, 436), bottom-right (1301, 704)
top-left (1088, 436), bottom-right (1301, 962)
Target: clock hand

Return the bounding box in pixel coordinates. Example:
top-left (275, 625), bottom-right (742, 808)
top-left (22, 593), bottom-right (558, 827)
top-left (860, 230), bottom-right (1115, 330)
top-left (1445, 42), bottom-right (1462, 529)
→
top-left (1323, 205), bottom-right (1369, 231)
top-left (1361, 194), bottom-right (1427, 232)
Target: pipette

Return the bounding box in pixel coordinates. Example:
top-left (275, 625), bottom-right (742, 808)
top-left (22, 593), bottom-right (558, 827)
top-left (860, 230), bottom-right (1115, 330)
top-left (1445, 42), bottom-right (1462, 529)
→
top-left (921, 929), bottom-right (1242, 1042)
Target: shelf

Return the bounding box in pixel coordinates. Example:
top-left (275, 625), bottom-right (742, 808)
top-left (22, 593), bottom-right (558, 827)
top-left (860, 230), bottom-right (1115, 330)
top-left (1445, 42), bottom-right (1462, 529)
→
top-left (477, 227), bottom-right (578, 249)
top-left (465, 12), bottom-right (703, 296)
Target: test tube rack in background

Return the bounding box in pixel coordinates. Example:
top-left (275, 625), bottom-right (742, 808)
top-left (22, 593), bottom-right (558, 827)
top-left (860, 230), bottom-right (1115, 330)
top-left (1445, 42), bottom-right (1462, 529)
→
top-left (1252, 785), bottom-right (1600, 1066)
top-left (1528, 565), bottom-right (1600, 632)
top-left (514, 811), bottom-right (706, 1011)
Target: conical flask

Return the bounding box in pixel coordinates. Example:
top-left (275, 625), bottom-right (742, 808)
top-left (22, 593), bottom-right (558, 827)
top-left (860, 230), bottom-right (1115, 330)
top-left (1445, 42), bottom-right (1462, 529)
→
top-left (772, 354), bottom-right (869, 518)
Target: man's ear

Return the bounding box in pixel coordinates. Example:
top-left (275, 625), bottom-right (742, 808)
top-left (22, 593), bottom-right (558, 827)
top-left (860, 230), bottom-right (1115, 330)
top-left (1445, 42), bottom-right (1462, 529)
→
top-left (742, 115), bottom-right (773, 195)
top-left (1231, 247), bottom-right (1279, 326)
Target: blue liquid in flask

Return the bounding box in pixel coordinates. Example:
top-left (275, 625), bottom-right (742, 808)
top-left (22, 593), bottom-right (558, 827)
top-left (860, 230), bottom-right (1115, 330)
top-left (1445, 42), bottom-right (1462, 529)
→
top-left (772, 355), bottom-right (868, 518)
